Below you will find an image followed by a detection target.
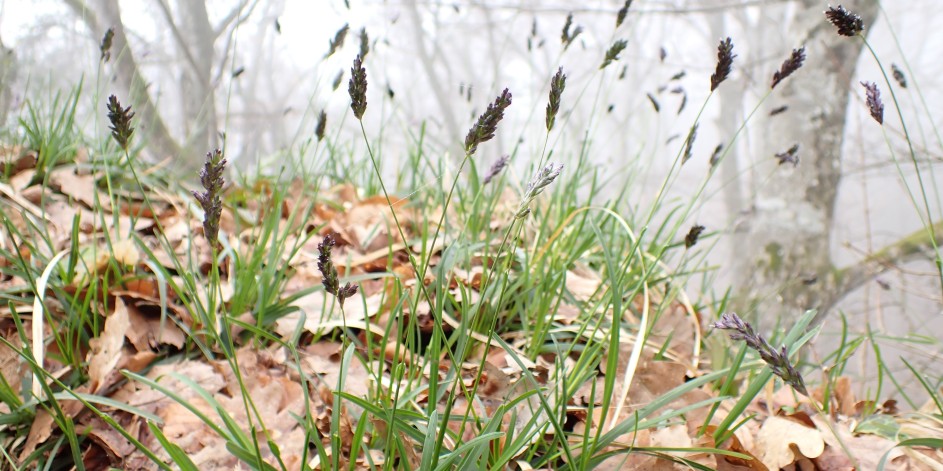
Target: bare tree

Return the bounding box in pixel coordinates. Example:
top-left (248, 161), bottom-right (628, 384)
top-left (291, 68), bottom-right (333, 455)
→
top-left (63, 0), bottom-right (259, 170)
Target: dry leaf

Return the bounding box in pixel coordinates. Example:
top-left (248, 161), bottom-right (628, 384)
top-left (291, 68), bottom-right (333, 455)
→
top-left (755, 415), bottom-right (824, 469)
top-left (112, 238), bottom-right (139, 267)
top-left (565, 265), bottom-right (602, 301)
top-left (124, 300), bottom-right (185, 350)
top-left (49, 167), bottom-right (109, 210)
top-left (87, 298), bottom-right (131, 393)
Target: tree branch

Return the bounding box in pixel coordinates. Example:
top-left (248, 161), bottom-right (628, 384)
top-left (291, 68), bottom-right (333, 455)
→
top-left (153, 0), bottom-right (205, 84)
top-left (819, 221), bottom-right (943, 318)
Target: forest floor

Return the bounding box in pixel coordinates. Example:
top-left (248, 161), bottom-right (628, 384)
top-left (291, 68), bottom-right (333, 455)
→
top-left (0, 143), bottom-right (941, 470)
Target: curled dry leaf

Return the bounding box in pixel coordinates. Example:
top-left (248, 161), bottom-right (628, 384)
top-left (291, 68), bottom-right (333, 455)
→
top-left (49, 167), bottom-right (109, 210)
top-left (111, 238), bottom-right (139, 267)
top-left (755, 415), bottom-right (824, 469)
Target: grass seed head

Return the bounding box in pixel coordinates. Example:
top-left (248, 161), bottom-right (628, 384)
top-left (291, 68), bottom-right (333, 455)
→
top-left (99, 27), bottom-right (114, 62)
top-left (464, 88), bottom-right (512, 156)
top-left (616, 0), bottom-right (633, 28)
top-left (315, 110), bottom-right (327, 142)
top-left (771, 47), bottom-right (806, 89)
top-left (348, 55), bottom-right (368, 119)
top-left (600, 39), bottom-right (628, 70)
top-left (709, 143), bottom-right (724, 168)
top-left (318, 234), bottom-right (359, 307)
top-left (483, 155), bottom-right (510, 185)
top-left (710, 37), bottom-right (735, 91)
top-left (713, 313), bottom-right (808, 396)
top-left (826, 5), bottom-right (864, 37)
top-left (192, 149), bottom-right (226, 252)
top-left (682, 123), bottom-right (698, 165)
top-left (517, 162), bottom-right (563, 219)
top-left (561, 13), bottom-right (583, 50)
top-left (359, 27), bottom-right (369, 60)
top-left (545, 67), bottom-right (566, 132)
top-left (860, 81), bottom-right (884, 124)
top-left (775, 144), bottom-right (800, 167)
top-left (326, 23), bottom-right (350, 58)
top-left (106, 95), bottom-right (135, 151)
top-left (685, 225), bottom-right (705, 248)
top-left (892, 64), bottom-right (907, 88)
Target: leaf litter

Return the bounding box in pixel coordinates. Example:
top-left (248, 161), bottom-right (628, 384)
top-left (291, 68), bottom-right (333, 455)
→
top-left (0, 153), bottom-right (941, 469)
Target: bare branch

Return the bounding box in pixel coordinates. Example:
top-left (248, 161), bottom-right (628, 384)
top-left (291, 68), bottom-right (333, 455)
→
top-left (153, 0), bottom-right (205, 84)
top-left (819, 221), bottom-right (943, 319)
top-left (213, 0), bottom-right (259, 40)
top-left (212, 0), bottom-right (263, 86)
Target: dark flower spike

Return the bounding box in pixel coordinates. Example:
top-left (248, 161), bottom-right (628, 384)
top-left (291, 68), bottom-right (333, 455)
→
top-left (682, 123), bottom-right (698, 165)
top-left (710, 37), bottom-right (735, 91)
top-left (483, 155), bottom-right (510, 185)
top-left (771, 47), bottom-right (806, 89)
top-left (332, 69), bottom-right (344, 91)
top-left (891, 64), bottom-right (907, 88)
top-left (315, 110), bottom-right (327, 142)
top-left (546, 68), bottom-right (566, 132)
top-left (326, 23), bottom-right (350, 58)
top-left (465, 88), bottom-right (512, 156)
top-left (317, 234), bottom-right (359, 308)
top-left (359, 27), bottom-right (369, 60)
top-left (348, 55), bottom-right (367, 119)
top-left (616, 0), bottom-right (633, 28)
top-left (193, 149), bottom-right (227, 252)
top-left (600, 39), bottom-right (628, 70)
top-left (826, 5), bottom-right (864, 37)
top-left (709, 143), bottom-right (724, 168)
top-left (561, 13), bottom-right (583, 50)
top-left (106, 95), bottom-right (135, 151)
top-left (685, 224), bottom-right (705, 249)
top-left (712, 313), bottom-right (808, 396)
top-left (646, 93), bottom-right (660, 113)
top-left (860, 81), bottom-right (884, 124)
top-left (775, 144), bottom-right (800, 167)
top-left (100, 28), bottom-right (114, 62)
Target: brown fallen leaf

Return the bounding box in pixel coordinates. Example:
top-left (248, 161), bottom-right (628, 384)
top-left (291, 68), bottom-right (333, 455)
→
top-left (755, 415), bottom-right (824, 469)
top-left (0, 325), bottom-right (23, 401)
top-left (48, 167), bottom-right (110, 210)
top-left (87, 298), bottom-right (131, 394)
top-left (712, 427), bottom-right (768, 471)
top-left (0, 146), bottom-right (37, 177)
top-left (112, 238), bottom-right (140, 267)
top-left (19, 409), bottom-right (56, 461)
top-left (123, 299), bottom-right (186, 350)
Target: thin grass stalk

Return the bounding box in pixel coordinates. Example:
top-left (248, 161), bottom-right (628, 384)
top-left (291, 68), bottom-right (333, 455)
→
top-left (354, 119), bottom-right (462, 463)
top-left (860, 40), bottom-right (943, 292)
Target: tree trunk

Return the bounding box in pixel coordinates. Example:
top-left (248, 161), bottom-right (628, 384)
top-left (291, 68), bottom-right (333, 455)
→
top-left (736, 0), bottom-right (879, 324)
top-left (176, 0), bottom-right (219, 164)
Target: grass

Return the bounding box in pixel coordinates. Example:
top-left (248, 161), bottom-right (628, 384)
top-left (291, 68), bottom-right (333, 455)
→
top-left (0, 3), bottom-right (942, 470)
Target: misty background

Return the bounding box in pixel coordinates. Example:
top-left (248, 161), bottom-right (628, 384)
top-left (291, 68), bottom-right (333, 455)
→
top-left (1, 0), bottom-right (941, 395)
